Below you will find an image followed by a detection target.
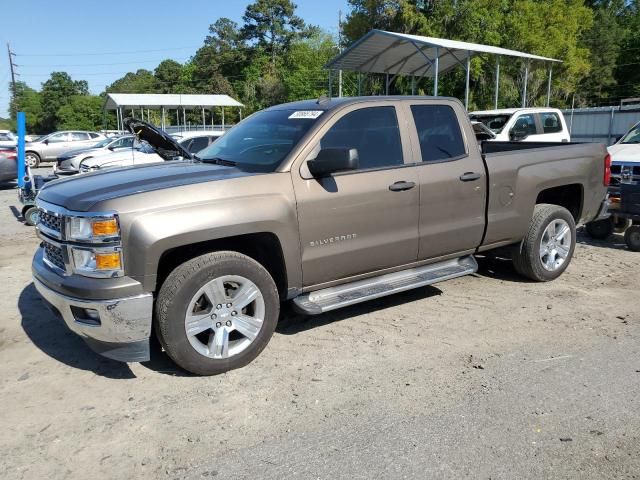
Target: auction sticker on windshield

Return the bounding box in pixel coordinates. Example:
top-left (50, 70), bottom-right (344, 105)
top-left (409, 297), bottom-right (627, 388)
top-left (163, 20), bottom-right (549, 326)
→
top-left (289, 111), bottom-right (323, 119)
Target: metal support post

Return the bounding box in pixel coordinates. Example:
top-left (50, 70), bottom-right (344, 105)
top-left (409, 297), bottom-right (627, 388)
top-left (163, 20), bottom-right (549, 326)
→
top-left (464, 50), bottom-right (471, 110)
top-left (433, 47), bottom-right (439, 96)
top-left (522, 61), bottom-right (529, 108)
top-left (494, 58), bottom-right (500, 109)
top-left (546, 64), bottom-right (553, 107)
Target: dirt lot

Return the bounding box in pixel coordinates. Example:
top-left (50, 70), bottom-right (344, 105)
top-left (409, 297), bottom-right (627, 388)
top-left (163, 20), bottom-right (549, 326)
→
top-left (0, 171), bottom-right (639, 479)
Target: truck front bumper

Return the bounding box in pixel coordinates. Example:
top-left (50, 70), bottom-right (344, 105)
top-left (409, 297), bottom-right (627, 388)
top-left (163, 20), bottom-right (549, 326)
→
top-left (32, 252), bottom-right (153, 362)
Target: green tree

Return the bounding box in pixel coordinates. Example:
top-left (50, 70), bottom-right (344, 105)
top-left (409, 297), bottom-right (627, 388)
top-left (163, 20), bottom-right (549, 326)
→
top-left (154, 60), bottom-right (186, 93)
top-left (241, 0), bottom-right (317, 66)
top-left (106, 69), bottom-right (156, 94)
top-left (283, 33), bottom-right (338, 101)
top-left (40, 72), bottom-right (89, 132)
top-left (57, 95), bottom-right (105, 130)
top-left (9, 81), bottom-right (44, 133)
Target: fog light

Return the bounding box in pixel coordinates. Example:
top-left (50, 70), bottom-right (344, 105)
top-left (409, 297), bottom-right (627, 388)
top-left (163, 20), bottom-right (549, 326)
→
top-left (71, 306), bottom-right (101, 326)
top-left (95, 252), bottom-right (122, 270)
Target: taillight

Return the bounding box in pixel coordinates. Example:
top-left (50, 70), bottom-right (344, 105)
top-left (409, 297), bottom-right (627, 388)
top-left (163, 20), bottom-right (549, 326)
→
top-left (0, 150), bottom-right (16, 160)
top-left (604, 153), bottom-right (611, 186)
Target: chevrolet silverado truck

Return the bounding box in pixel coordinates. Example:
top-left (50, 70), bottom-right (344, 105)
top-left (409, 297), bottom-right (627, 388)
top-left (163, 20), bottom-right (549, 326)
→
top-left (31, 96), bottom-right (609, 375)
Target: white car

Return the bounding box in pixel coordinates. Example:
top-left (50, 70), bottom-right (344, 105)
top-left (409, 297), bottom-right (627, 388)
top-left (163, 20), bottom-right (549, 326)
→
top-left (171, 130), bottom-right (225, 155)
top-left (469, 108), bottom-right (570, 142)
top-left (55, 135), bottom-right (136, 175)
top-left (608, 120), bottom-right (640, 187)
top-left (79, 142), bottom-right (165, 173)
top-left (0, 130), bottom-right (17, 148)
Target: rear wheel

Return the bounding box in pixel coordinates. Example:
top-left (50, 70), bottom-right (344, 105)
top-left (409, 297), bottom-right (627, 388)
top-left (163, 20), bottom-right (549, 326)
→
top-left (624, 225), bottom-right (640, 252)
top-left (156, 251), bottom-right (279, 375)
top-left (512, 204), bottom-right (576, 282)
top-left (585, 217), bottom-right (614, 240)
top-left (25, 152), bottom-right (40, 168)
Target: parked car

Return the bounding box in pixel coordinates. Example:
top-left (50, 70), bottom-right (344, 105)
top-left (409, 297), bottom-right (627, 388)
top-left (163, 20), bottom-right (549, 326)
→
top-left (78, 141), bottom-right (166, 173)
top-left (585, 120), bottom-right (640, 239)
top-left (54, 135), bottom-right (136, 175)
top-left (25, 131), bottom-right (105, 167)
top-left (171, 130), bottom-right (225, 155)
top-left (0, 147), bottom-right (17, 183)
top-left (0, 130), bottom-right (17, 148)
top-left (469, 108), bottom-right (570, 142)
top-left (31, 97), bottom-right (608, 375)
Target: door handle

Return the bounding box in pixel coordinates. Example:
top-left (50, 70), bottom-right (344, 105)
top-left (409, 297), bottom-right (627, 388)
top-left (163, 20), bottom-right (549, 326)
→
top-left (389, 181), bottom-right (416, 192)
top-left (459, 172), bottom-right (482, 182)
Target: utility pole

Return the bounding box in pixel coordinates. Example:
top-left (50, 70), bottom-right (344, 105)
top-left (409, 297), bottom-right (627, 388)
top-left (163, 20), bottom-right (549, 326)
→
top-left (338, 10), bottom-right (343, 98)
top-left (7, 43), bottom-right (18, 113)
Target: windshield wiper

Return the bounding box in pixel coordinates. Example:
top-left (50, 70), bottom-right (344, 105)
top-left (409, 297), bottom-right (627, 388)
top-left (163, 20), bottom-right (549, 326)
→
top-left (200, 156), bottom-right (237, 167)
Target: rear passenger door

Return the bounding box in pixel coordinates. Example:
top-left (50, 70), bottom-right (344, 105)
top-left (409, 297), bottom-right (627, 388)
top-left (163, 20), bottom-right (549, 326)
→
top-left (293, 103), bottom-right (420, 287)
top-left (406, 102), bottom-right (487, 261)
top-left (536, 111), bottom-right (569, 142)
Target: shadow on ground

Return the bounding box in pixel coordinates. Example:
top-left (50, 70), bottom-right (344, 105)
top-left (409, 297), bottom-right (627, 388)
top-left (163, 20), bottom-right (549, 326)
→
top-left (19, 283), bottom-right (193, 378)
top-left (576, 229), bottom-right (629, 251)
top-left (276, 285), bottom-right (443, 335)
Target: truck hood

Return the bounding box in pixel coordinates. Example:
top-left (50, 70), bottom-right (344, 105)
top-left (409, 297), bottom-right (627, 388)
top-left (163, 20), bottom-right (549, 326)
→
top-left (608, 143), bottom-right (640, 163)
top-left (38, 161), bottom-right (255, 211)
top-left (124, 118), bottom-right (193, 160)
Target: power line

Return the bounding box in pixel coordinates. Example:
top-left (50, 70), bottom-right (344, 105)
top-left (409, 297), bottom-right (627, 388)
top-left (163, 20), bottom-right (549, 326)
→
top-left (15, 46), bottom-right (200, 57)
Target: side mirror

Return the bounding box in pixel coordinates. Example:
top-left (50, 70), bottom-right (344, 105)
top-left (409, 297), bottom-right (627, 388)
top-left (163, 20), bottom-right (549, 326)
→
top-left (509, 130), bottom-right (528, 142)
top-left (307, 148), bottom-right (359, 177)
top-left (43, 139), bottom-right (49, 145)
top-left (614, 135), bottom-right (623, 144)
top-left (108, 145), bottom-right (115, 151)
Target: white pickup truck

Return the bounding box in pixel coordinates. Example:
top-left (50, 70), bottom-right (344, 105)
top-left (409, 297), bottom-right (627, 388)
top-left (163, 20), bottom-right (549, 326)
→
top-left (469, 108), bottom-right (570, 143)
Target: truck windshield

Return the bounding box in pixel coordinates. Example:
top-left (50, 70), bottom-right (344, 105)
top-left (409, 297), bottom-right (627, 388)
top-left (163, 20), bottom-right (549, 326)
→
top-left (620, 124), bottom-right (640, 144)
top-left (197, 109), bottom-right (322, 172)
top-left (469, 114), bottom-right (512, 133)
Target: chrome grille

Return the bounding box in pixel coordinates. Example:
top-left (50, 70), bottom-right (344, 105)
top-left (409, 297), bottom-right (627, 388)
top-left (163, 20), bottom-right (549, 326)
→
top-left (43, 241), bottom-right (66, 271)
top-left (38, 209), bottom-right (63, 236)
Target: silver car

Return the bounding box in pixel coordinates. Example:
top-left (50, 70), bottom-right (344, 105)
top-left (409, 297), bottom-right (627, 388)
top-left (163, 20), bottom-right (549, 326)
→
top-left (25, 131), bottom-right (105, 167)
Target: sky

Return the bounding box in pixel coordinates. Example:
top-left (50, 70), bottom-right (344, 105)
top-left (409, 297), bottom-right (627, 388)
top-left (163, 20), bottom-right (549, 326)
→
top-left (0, 0), bottom-right (350, 117)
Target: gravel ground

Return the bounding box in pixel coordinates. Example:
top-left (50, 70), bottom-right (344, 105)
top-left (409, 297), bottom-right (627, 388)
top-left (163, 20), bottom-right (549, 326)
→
top-left (0, 170), bottom-right (639, 479)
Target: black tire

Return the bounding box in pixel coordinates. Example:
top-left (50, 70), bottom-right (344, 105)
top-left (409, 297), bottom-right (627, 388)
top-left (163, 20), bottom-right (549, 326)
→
top-left (23, 206), bottom-right (39, 226)
top-left (624, 225), bottom-right (640, 252)
top-left (585, 217), bottom-right (614, 240)
top-left (512, 204), bottom-right (576, 282)
top-left (156, 251), bottom-right (280, 375)
top-left (25, 152), bottom-right (40, 168)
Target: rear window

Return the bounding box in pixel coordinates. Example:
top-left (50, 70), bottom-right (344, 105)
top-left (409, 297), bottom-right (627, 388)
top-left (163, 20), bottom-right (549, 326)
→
top-left (411, 105), bottom-right (466, 163)
top-left (540, 112), bottom-right (562, 133)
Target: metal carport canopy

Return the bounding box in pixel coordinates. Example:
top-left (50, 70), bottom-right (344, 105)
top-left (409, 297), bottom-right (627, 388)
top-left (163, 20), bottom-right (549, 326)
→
top-left (104, 93), bottom-right (243, 110)
top-left (104, 93), bottom-right (244, 131)
top-left (326, 29), bottom-right (562, 109)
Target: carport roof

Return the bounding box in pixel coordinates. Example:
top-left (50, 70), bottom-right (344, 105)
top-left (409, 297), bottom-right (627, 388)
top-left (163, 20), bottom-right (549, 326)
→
top-left (104, 93), bottom-right (243, 110)
top-left (326, 29), bottom-right (561, 77)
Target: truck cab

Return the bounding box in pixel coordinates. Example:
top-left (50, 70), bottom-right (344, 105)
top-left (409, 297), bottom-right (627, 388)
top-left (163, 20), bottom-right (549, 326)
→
top-left (469, 108), bottom-right (570, 143)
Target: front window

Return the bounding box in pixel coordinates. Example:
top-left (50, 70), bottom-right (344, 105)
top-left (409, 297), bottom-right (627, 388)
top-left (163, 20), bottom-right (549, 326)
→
top-left (620, 123), bottom-right (640, 144)
top-left (93, 138), bottom-right (113, 148)
top-left (469, 114), bottom-right (512, 133)
top-left (197, 109), bottom-right (321, 172)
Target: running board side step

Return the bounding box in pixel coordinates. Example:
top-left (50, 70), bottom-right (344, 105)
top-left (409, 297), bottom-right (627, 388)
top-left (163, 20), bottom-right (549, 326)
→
top-left (293, 255), bottom-right (478, 315)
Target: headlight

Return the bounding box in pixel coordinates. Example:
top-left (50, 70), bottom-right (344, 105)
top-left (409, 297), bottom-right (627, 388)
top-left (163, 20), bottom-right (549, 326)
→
top-left (67, 215), bottom-right (120, 242)
top-left (70, 246), bottom-right (123, 278)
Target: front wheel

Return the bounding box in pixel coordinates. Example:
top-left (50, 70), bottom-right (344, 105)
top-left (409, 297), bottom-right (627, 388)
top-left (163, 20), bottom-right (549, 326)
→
top-left (23, 206), bottom-right (39, 226)
top-left (512, 204), bottom-right (576, 282)
top-left (25, 152), bottom-right (40, 168)
top-left (156, 251), bottom-right (280, 375)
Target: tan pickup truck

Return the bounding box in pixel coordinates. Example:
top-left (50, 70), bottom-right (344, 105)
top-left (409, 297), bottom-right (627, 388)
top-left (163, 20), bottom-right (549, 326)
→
top-left (32, 96), bottom-right (609, 375)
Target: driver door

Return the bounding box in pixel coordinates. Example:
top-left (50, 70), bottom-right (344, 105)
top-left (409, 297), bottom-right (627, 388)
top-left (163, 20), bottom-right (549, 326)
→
top-left (292, 103), bottom-right (420, 288)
